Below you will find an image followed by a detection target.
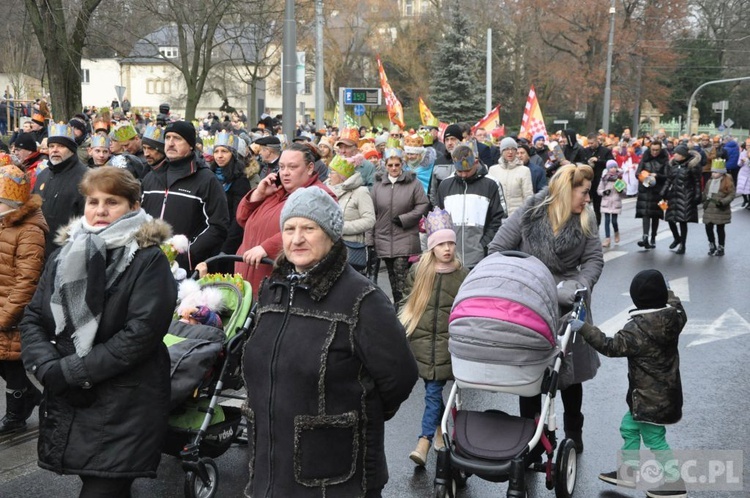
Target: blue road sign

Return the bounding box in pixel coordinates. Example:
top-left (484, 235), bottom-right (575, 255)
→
top-left (353, 104), bottom-right (366, 116)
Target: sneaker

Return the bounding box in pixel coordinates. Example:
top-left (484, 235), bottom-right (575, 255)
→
top-left (646, 480), bottom-right (687, 497)
top-left (599, 470), bottom-right (637, 488)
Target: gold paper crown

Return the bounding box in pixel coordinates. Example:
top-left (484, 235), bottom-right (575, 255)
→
top-left (0, 164), bottom-right (30, 205)
top-left (403, 134), bottom-right (424, 148)
top-left (215, 132), bottom-right (238, 150)
top-left (328, 155), bottom-right (356, 179)
top-left (338, 128), bottom-right (360, 144)
top-left (417, 129), bottom-right (434, 145)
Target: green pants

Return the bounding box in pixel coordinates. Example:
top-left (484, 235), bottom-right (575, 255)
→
top-left (619, 410), bottom-right (670, 451)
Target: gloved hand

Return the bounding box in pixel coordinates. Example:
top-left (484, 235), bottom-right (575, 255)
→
top-left (557, 280), bottom-right (584, 308)
top-left (569, 318), bottom-right (585, 332)
top-left (42, 362), bottom-right (69, 396)
top-left (392, 216), bottom-right (403, 227)
top-left (602, 189), bottom-right (611, 196)
top-left (716, 200), bottom-right (724, 208)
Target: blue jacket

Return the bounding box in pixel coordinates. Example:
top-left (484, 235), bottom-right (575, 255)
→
top-left (724, 140), bottom-right (740, 171)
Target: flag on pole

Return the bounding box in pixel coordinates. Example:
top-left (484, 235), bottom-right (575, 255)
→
top-left (419, 97), bottom-right (439, 127)
top-left (520, 85), bottom-right (548, 140)
top-left (376, 56), bottom-right (406, 129)
top-left (472, 105), bottom-right (501, 132)
top-left (344, 113), bottom-right (358, 128)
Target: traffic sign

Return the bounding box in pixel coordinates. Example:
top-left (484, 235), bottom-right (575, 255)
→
top-left (718, 125), bottom-right (725, 132)
top-left (353, 104), bottom-right (366, 116)
top-left (724, 118), bottom-right (734, 128)
top-left (114, 85), bottom-right (126, 103)
top-left (344, 88), bottom-right (381, 106)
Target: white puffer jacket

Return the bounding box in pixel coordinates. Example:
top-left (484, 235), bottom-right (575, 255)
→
top-left (488, 158), bottom-right (533, 216)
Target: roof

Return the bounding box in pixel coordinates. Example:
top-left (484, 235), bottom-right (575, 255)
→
top-left (120, 24), bottom-right (275, 65)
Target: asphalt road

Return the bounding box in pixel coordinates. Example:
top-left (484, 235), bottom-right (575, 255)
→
top-left (2, 196), bottom-right (749, 497)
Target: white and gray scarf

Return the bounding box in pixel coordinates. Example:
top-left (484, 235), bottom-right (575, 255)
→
top-left (50, 209), bottom-right (151, 357)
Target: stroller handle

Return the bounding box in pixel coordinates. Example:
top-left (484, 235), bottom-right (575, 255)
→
top-left (191, 254), bottom-right (275, 279)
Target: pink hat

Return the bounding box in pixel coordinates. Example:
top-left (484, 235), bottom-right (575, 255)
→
top-left (425, 208), bottom-right (456, 251)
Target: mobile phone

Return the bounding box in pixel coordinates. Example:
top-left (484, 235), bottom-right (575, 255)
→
top-left (273, 173), bottom-right (282, 187)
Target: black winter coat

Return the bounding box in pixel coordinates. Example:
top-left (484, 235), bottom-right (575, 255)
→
top-left (242, 242), bottom-right (418, 497)
top-left (561, 129), bottom-right (586, 164)
top-left (20, 220), bottom-right (177, 478)
top-left (32, 155), bottom-right (87, 258)
top-left (661, 151), bottom-right (701, 223)
top-left (578, 292), bottom-right (686, 425)
top-left (210, 156), bottom-right (251, 260)
top-left (141, 152), bottom-right (229, 270)
top-left (635, 148), bottom-right (670, 219)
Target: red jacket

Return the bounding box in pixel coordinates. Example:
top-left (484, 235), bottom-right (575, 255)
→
top-left (235, 174), bottom-right (335, 297)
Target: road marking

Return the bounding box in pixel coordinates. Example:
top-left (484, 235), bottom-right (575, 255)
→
top-left (682, 308), bottom-right (750, 347)
top-left (668, 277), bottom-right (690, 302)
top-left (604, 250), bottom-right (627, 263)
top-left (597, 306), bottom-right (633, 337)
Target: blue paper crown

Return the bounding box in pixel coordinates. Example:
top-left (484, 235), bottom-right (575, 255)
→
top-left (48, 123), bottom-right (76, 141)
top-left (142, 125), bottom-right (164, 144)
top-left (90, 134), bottom-right (110, 148)
top-left (384, 147), bottom-right (404, 160)
top-left (215, 132), bottom-right (238, 150)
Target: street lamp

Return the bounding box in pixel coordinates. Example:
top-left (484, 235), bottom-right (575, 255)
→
top-left (282, 0), bottom-right (296, 139)
top-left (686, 76), bottom-right (750, 135)
top-left (601, 0), bottom-right (616, 134)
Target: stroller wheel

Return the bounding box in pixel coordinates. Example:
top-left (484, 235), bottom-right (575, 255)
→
top-left (555, 439), bottom-right (577, 498)
top-left (434, 483), bottom-right (448, 498)
top-left (434, 475), bottom-right (460, 498)
top-left (184, 457), bottom-right (219, 498)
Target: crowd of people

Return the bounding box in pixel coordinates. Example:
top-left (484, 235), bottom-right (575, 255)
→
top-left (1, 102), bottom-right (745, 498)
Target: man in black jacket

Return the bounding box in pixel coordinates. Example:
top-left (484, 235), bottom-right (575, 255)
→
top-left (585, 132), bottom-right (615, 226)
top-left (560, 129), bottom-right (587, 164)
top-left (140, 121), bottom-right (229, 271)
top-left (32, 123), bottom-right (88, 258)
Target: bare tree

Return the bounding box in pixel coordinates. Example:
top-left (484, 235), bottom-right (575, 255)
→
top-left (24, 0), bottom-right (104, 120)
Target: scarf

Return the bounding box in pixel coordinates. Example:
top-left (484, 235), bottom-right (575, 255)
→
top-left (707, 178), bottom-right (720, 197)
top-left (435, 262), bottom-right (457, 274)
top-left (50, 209), bottom-right (151, 357)
top-left (214, 167), bottom-right (232, 192)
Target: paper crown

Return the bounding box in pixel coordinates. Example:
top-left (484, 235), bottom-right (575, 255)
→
top-left (357, 137), bottom-right (373, 149)
top-left (0, 164), bottom-right (31, 206)
top-left (452, 140), bottom-right (478, 171)
top-left (711, 158), bottom-right (726, 173)
top-left (403, 134), bottom-right (424, 150)
top-left (236, 137), bottom-right (248, 158)
top-left (93, 118), bottom-right (110, 133)
top-left (329, 155), bottom-right (356, 179)
top-left (386, 136), bottom-right (401, 149)
top-left (215, 132), bottom-right (238, 150)
top-left (48, 123), bottom-right (76, 142)
top-left (31, 113), bottom-right (45, 125)
top-left (142, 125), bottom-right (164, 144)
top-left (424, 207), bottom-right (454, 236)
top-left (90, 134), bottom-right (111, 148)
top-left (338, 128), bottom-right (360, 144)
top-left (0, 154), bottom-right (12, 167)
top-left (389, 124), bottom-right (402, 134)
top-left (417, 129), bottom-right (434, 146)
top-left (384, 147), bottom-right (403, 160)
top-left (112, 122), bottom-right (137, 142)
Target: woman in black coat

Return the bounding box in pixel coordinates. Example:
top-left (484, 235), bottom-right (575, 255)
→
top-left (635, 141), bottom-right (670, 248)
top-left (20, 167), bottom-right (177, 497)
top-left (243, 186), bottom-right (417, 498)
top-left (661, 145), bottom-right (702, 254)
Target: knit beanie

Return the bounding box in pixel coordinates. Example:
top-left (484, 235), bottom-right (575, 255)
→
top-left (425, 207), bottom-right (456, 251)
top-left (280, 186), bottom-right (343, 241)
top-left (0, 164), bottom-right (31, 209)
top-left (533, 133), bottom-right (545, 144)
top-left (673, 144), bottom-right (689, 157)
top-left (14, 133), bottom-right (37, 153)
top-left (630, 269), bottom-right (669, 310)
top-left (166, 121), bottom-right (197, 149)
top-left (500, 137), bottom-right (518, 152)
top-left (606, 159), bottom-right (618, 170)
top-left (47, 123), bottom-right (78, 152)
top-left (443, 124), bottom-right (463, 142)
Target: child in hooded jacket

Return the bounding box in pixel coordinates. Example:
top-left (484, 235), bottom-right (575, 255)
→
top-left (597, 159), bottom-right (624, 248)
top-left (571, 269), bottom-right (687, 498)
top-left (399, 208), bottom-right (468, 467)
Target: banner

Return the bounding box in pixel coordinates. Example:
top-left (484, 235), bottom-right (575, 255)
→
top-left (418, 97), bottom-right (439, 127)
top-left (472, 105), bottom-right (501, 132)
top-left (376, 56), bottom-right (406, 129)
top-left (520, 85), bottom-right (548, 141)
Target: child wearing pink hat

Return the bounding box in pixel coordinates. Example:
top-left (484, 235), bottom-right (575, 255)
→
top-left (398, 208), bottom-right (468, 467)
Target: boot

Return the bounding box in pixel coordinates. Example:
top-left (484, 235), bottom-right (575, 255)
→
top-left (715, 245), bottom-right (725, 256)
top-left (433, 425), bottom-right (444, 452)
top-left (650, 235), bottom-right (657, 248)
top-left (674, 243), bottom-right (685, 255)
top-left (563, 413), bottom-right (584, 454)
top-left (409, 437), bottom-right (430, 466)
top-left (602, 238), bottom-right (610, 248)
top-left (19, 384), bottom-right (42, 421)
top-left (669, 239), bottom-right (680, 250)
top-left (708, 242), bottom-right (717, 256)
top-left (0, 390), bottom-right (29, 435)
top-left (614, 232), bottom-right (620, 243)
top-left (637, 235), bottom-right (649, 248)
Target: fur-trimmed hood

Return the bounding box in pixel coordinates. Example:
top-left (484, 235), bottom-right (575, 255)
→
top-left (54, 213), bottom-right (173, 248)
top-left (0, 194), bottom-right (48, 233)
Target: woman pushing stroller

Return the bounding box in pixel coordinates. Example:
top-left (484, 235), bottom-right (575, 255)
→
top-left (488, 163), bottom-right (604, 453)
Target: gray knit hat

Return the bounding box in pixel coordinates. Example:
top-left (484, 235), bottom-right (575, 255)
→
top-left (500, 137), bottom-right (518, 152)
top-left (280, 187), bottom-right (343, 241)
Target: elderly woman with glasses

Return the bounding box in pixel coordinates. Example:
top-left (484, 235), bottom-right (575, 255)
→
top-left (371, 148), bottom-right (429, 309)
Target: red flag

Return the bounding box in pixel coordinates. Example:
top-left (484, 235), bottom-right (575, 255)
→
top-left (520, 85), bottom-right (548, 141)
top-left (376, 57), bottom-right (405, 129)
top-left (472, 105), bottom-right (501, 132)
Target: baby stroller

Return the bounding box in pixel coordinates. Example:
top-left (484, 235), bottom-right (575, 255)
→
top-left (162, 254), bottom-right (263, 498)
top-left (434, 251), bottom-right (585, 498)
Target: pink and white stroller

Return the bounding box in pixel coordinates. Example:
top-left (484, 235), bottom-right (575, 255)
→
top-left (434, 251), bottom-right (585, 498)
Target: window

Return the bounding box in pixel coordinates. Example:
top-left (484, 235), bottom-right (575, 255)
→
top-left (404, 0), bottom-right (414, 16)
top-left (159, 46), bottom-right (179, 59)
top-left (147, 78), bottom-right (171, 95)
top-left (81, 68), bottom-right (90, 84)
